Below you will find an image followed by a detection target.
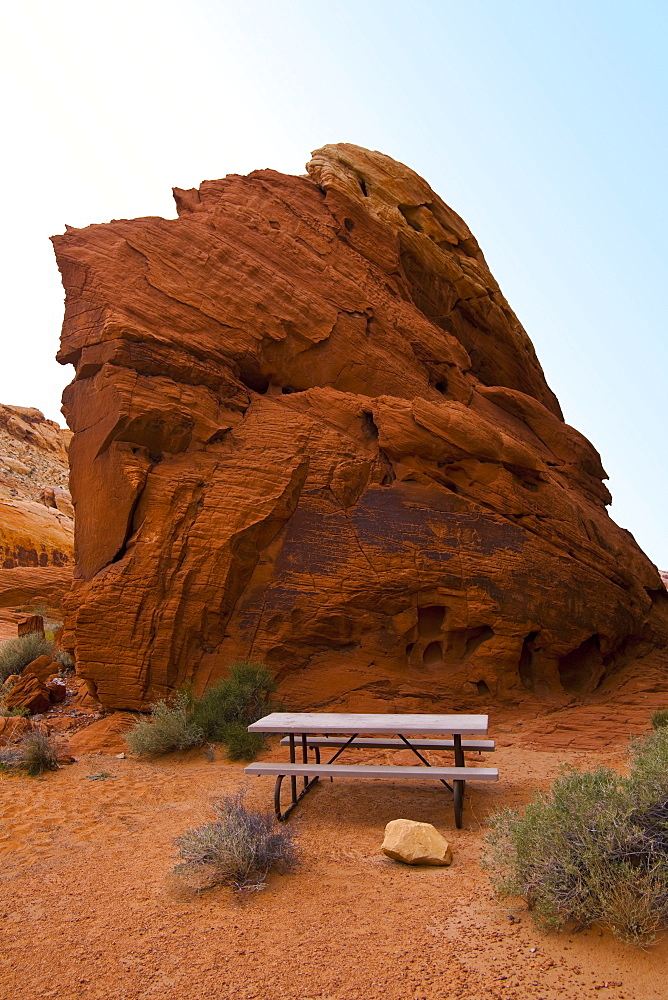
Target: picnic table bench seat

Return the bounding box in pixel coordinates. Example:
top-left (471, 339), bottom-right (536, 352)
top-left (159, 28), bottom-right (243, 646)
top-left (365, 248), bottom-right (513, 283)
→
top-left (246, 764), bottom-right (498, 780)
top-left (246, 762), bottom-right (498, 828)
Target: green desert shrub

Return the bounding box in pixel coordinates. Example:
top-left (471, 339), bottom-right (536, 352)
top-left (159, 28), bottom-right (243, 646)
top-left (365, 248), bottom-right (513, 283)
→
top-left (124, 693), bottom-right (204, 757)
top-left (191, 662), bottom-right (276, 738)
top-left (174, 792), bottom-right (298, 891)
top-left (651, 708), bottom-right (668, 730)
top-left (0, 730), bottom-right (60, 777)
top-left (218, 721), bottom-right (267, 762)
top-left (125, 663), bottom-right (276, 759)
top-left (484, 728), bottom-right (668, 945)
top-left (0, 633), bottom-right (54, 682)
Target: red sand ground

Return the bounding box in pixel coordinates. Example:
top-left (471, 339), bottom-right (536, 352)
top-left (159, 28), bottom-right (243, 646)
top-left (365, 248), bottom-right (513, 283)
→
top-left (2, 658), bottom-right (668, 1000)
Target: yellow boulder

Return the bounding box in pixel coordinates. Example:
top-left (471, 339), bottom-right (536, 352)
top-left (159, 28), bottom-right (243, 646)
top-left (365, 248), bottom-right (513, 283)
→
top-left (381, 818), bottom-right (453, 866)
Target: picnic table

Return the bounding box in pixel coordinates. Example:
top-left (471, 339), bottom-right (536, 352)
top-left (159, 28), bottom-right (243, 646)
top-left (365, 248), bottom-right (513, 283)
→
top-left (244, 712), bottom-right (498, 828)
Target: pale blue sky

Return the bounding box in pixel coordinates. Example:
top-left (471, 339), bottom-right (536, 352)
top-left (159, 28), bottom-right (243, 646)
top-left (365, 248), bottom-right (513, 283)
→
top-left (1, 1), bottom-right (665, 565)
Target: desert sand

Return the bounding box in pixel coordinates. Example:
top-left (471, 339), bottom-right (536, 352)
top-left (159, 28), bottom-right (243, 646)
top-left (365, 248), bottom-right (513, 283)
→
top-left (2, 655), bottom-right (668, 1000)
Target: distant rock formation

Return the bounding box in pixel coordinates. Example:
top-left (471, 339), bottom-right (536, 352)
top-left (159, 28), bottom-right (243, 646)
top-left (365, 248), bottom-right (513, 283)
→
top-left (0, 405), bottom-right (71, 462)
top-left (0, 405), bottom-right (73, 570)
top-left (52, 143), bottom-right (668, 711)
top-left (0, 405), bottom-right (73, 640)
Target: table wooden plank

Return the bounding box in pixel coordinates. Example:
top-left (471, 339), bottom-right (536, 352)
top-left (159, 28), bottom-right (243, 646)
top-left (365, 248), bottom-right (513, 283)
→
top-left (248, 712), bottom-right (488, 735)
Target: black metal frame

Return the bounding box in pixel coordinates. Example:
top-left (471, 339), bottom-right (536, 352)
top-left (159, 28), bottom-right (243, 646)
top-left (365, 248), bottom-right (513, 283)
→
top-left (273, 729), bottom-right (468, 827)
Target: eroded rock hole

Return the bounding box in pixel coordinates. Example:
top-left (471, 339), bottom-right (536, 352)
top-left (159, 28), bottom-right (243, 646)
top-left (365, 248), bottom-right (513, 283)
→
top-left (281, 386), bottom-right (295, 394)
top-left (361, 411), bottom-right (379, 440)
top-left (238, 366), bottom-right (270, 394)
top-left (417, 606), bottom-right (445, 639)
top-left (207, 429), bottom-right (229, 445)
top-left (344, 217), bottom-right (355, 231)
top-left (359, 177), bottom-right (368, 197)
top-left (475, 679), bottom-right (490, 696)
top-left (504, 463), bottom-right (544, 492)
top-left (434, 379), bottom-right (448, 395)
top-left (518, 631), bottom-right (539, 691)
top-left (558, 634), bottom-right (603, 695)
top-left (379, 450), bottom-right (396, 486)
top-left (465, 625), bottom-right (494, 657)
top-left (423, 641), bottom-right (443, 667)
top-left (646, 585), bottom-right (668, 609)
top-left (398, 204), bottom-right (424, 233)
top-left (406, 642), bottom-right (414, 657)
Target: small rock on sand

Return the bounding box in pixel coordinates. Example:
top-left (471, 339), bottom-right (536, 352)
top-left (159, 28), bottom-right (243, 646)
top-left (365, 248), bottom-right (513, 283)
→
top-left (381, 818), bottom-right (453, 866)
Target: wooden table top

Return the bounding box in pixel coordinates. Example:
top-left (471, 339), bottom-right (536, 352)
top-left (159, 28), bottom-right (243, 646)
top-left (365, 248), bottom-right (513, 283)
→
top-left (247, 712), bottom-right (488, 736)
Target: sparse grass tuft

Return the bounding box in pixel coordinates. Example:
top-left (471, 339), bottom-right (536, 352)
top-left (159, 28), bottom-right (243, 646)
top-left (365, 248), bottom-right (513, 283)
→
top-left (174, 792), bottom-right (298, 891)
top-left (53, 650), bottom-right (75, 675)
top-left (24, 602), bottom-right (49, 621)
top-left (0, 633), bottom-right (54, 682)
top-left (484, 728), bottom-right (668, 945)
top-left (19, 730), bottom-right (61, 776)
top-left (0, 730), bottom-right (60, 777)
top-left (124, 663), bottom-right (276, 759)
top-left (651, 708), bottom-right (668, 730)
top-left (0, 705), bottom-right (29, 718)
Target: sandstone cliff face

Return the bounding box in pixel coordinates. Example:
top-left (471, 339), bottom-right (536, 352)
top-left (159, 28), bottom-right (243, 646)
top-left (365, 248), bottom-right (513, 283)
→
top-left (52, 144), bottom-right (668, 711)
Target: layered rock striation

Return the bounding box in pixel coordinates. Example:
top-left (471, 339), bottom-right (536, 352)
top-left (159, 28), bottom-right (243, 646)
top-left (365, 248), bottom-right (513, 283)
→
top-left (52, 144), bottom-right (668, 711)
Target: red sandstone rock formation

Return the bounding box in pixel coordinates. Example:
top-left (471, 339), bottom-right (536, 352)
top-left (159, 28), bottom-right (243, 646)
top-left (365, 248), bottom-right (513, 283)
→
top-left (52, 144), bottom-right (668, 711)
top-left (4, 672), bottom-right (51, 715)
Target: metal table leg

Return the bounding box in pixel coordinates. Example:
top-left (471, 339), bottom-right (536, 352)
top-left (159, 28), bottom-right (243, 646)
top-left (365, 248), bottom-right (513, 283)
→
top-left (453, 733), bottom-right (465, 828)
top-left (273, 731), bottom-right (321, 821)
top-left (301, 732), bottom-right (309, 789)
top-left (290, 733), bottom-right (297, 805)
